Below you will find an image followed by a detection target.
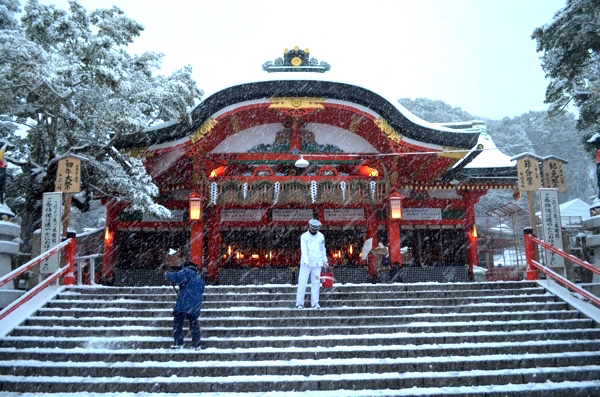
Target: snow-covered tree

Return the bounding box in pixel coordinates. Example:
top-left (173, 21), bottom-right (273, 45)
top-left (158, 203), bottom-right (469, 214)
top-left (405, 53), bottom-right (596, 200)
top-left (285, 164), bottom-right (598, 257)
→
top-left (0, 0), bottom-right (203, 249)
top-left (488, 111), bottom-right (595, 203)
top-left (397, 98), bottom-right (475, 123)
top-left (532, 0), bottom-right (600, 134)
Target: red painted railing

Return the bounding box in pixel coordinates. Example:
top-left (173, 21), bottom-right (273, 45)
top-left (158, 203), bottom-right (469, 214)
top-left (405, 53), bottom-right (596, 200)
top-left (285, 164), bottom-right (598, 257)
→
top-left (0, 238), bottom-right (76, 320)
top-left (524, 228), bottom-right (600, 307)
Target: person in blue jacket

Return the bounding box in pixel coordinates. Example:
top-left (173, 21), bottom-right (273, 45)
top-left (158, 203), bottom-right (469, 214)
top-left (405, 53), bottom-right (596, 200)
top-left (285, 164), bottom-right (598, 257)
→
top-left (165, 249), bottom-right (205, 349)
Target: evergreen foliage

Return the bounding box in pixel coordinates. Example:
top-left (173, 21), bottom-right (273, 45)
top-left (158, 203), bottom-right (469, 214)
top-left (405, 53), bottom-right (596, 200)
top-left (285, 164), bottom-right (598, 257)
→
top-left (0, 0), bottom-right (203, 249)
top-left (532, 0), bottom-right (600, 137)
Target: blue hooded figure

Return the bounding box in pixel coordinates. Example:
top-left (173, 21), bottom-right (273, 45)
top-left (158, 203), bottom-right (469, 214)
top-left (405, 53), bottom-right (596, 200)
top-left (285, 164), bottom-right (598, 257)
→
top-left (165, 249), bottom-right (205, 349)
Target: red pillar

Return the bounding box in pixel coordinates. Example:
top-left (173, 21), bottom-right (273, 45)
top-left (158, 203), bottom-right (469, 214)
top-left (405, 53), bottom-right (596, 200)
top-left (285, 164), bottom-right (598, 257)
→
top-left (101, 199), bottom-right (117, 283)
top-left (463, 191), bottom-right (479, 274)
top-left (63, 234), bottom-right (76, 285)
top-left (206, 208), bottom-right (220, 283)
top-left (366, 208), bottom-right (378, 279)
top-left (466, 230), bottom-right (478, 271)
top-left (190, 219), bottom-right (204, 269)
top-left (387, 216), bottom-right (402, 267)
top-left (524, 227), bottom-right (538, 280)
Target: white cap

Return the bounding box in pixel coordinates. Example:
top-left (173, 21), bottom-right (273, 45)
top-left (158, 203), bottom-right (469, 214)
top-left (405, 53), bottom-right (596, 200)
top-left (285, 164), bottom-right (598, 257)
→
top-left (308, 219), bottom-right (322, 230)
top-left (168, 248), bottom-right (178, 256)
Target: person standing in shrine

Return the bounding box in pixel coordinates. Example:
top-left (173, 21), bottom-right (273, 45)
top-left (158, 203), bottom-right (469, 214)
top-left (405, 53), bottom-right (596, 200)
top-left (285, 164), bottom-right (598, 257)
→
top-left (165, 248), bottom-right (205, 349)
top-left (296, 219), bottom-right (328, 309)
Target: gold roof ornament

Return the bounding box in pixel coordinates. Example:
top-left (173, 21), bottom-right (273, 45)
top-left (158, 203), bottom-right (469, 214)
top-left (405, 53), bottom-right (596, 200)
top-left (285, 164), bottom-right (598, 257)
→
top-left (263, 47), bottom-right (330, 73)
top-left (268, 97), bottom-right (325, 117)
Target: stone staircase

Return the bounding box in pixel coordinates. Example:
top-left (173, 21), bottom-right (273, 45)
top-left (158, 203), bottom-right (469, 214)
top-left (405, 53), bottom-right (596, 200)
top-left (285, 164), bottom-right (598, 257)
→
top-left (1, 281), bottom-right (600, 396)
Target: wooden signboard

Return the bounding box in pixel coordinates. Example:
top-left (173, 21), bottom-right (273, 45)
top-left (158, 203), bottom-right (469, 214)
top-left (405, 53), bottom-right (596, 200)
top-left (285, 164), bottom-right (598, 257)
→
top-left (517, 156), bottom-right (542, 191)
top-left (542, 158), bottom-right (567, 192)
top-left (55, 156), bottom-right (81, 193)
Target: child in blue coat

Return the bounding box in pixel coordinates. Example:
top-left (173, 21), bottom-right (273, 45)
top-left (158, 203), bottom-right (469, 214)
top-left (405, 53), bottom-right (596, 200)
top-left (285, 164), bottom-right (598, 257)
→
top-left (166, 255), bottom-right (205, 349)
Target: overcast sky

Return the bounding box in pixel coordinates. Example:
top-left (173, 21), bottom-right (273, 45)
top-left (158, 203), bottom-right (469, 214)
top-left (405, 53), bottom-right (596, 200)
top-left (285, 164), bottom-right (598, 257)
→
top-left (42, 0), bottom-right (567, 120)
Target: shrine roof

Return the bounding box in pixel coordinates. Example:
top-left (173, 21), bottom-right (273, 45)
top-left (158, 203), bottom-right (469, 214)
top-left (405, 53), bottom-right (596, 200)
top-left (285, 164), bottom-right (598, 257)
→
top-left (114, 78), bottom-right (481, 150)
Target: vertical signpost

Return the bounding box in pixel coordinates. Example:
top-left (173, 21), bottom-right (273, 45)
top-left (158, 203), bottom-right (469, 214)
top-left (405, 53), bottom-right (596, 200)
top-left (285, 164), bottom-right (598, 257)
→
top-left (513, 153), bottom-right (569, 273)
top-left (514, 153), bottom-right (543, 237)
top-left (539, 188), bottom-right (566, 276)
top-left (40, 192), bottom-right (62, 274)
top-left (55, 155), bottom-right (82, 236)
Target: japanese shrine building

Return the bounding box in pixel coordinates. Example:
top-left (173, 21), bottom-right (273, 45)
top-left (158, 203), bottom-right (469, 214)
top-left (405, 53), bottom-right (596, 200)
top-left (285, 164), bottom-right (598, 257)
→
top-left (105, 48), bottom-right (518, 285)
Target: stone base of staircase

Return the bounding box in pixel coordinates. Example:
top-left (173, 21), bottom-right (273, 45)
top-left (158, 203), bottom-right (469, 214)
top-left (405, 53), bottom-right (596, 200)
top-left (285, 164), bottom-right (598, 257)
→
top-left (1, 281), bottom-right (599, 395)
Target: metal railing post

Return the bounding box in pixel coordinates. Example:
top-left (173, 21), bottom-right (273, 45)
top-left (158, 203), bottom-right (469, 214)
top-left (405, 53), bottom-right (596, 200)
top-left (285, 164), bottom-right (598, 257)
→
top-left (524, 227), bottom-right (538, 280)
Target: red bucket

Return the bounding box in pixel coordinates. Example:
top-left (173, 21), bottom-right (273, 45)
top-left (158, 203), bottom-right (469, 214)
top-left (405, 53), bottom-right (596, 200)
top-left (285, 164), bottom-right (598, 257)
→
top-left (321, 270), bottom-right (334, 288)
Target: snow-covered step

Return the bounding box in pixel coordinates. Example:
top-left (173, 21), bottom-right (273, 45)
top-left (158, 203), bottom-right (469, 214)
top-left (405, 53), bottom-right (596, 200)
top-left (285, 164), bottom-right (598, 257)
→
top-left (34, 300), bottom-right (571, 318)
top-left (63, 281), bottom-right (540, 294)
top-left (2, 339), bottom-right (599, 363)
top-left (1, 351), bottom-right (600, 378)
top-left (1, 281), bottom-right (599, 396)
top-left (3, 325), bottom-right (600, 350)
top-left (21, 302), bottom-right (579, 327)
top-left (45, 294), bottom-right (560, 309)
top-left (1, 365), bottom-right (600, 393)
top-left (56, 286), bottom-right (549, 301)
top-left (11, 318), bottom-right (595, 339)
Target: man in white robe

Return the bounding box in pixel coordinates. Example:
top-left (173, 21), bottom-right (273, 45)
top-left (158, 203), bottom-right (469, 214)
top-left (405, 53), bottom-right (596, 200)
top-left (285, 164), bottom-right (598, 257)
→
top-left (296, 219), bottom-right (328, 309)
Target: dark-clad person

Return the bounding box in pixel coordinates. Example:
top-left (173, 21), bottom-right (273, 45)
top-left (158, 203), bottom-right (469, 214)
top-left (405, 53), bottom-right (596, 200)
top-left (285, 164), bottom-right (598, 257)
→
top-left (165, 249), bottom-right (205, 349)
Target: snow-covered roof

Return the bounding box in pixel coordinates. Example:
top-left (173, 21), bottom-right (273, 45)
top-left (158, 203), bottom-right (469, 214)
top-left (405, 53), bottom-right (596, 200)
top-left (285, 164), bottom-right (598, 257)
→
top-left (535, 198), bottom-right (591, 221)
top-left (466, 127), bottom-right (515, 169)
top-left (120, 79), bottom-right (481, 151)
top-left (200, 71), bottom-right (481, 135)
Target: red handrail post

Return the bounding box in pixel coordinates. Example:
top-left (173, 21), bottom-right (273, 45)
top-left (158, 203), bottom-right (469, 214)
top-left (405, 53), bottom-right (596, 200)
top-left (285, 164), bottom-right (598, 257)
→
top-left (524, 227), bottom-right (538, 280)
top-left (63, 232), bottom-right (77, 285)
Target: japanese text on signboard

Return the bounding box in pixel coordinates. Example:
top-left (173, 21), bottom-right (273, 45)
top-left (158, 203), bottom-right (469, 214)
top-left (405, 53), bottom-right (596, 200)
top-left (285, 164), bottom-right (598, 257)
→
top-left (542, 159), bottom-right (567, 192)
top-left (55, 157), bottom-right (81, 193)
top-left (540, 188), bottom-right (565, 272)
top-left (517, 157), bottom-right (541, 191)
top-left (41, 192), bottom-right (62, 274)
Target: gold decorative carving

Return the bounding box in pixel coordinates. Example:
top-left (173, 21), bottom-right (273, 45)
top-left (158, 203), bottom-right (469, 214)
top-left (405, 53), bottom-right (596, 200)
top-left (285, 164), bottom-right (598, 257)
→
top-left (439, 146), bottom-right (467, 159)
top-left (123, 147), bottom-right (152, 159)
top-left (230, 115), bottom-right (241, 134)
top-left (190, 118), bottom-right (218, 143)
top-left (375, 117), bottom-right (403, 144)
top-left (349, 114), bottom-right (363, 133)
top-left (268, 97), bottom-right (325, 117)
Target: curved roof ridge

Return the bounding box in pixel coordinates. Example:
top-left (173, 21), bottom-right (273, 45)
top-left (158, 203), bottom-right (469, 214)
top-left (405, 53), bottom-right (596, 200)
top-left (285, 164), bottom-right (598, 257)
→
top-left (114, 79), bottom-right (480, 150)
